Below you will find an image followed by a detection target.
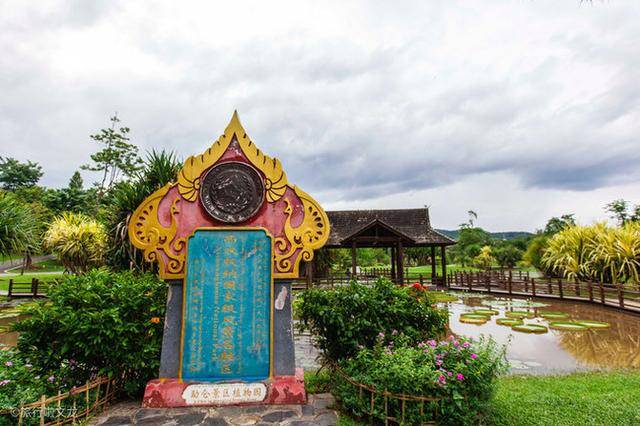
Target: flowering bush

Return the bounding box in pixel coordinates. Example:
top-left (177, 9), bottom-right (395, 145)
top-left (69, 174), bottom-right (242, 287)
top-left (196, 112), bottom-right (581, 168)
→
top-left (13, 269), bottom-right (166, 397)
top-left (0, 347), bottom-right (57, 413)
top-left (333, 333), bottom-right (507, 425)
top-left (297, 279), bottom-right (448, 361)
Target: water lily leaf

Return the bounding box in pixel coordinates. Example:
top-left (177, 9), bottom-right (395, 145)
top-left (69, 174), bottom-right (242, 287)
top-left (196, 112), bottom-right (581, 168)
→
top-left (496, 318), bottom-right (524, 326)
top-left (575, 320), bottom-right (610, 329)
top-left (511, 324), bottom-right (548, 334)
top-left (548, 321), bottom-right (588, 331)
top-left (539, 311), bottom-right (569, 319)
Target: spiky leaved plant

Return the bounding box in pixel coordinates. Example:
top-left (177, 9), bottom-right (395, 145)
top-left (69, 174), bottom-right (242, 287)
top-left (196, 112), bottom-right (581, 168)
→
top-left (0, 191), bottom-right (39, 260)
top-left (102, 149), bottom-right (182, 272)
top-left (43, 212), bottom-right (107, 274)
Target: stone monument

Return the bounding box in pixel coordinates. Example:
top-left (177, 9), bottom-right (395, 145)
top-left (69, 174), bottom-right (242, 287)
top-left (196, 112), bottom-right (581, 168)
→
top-left (127, 112), bottom-right (329, 407)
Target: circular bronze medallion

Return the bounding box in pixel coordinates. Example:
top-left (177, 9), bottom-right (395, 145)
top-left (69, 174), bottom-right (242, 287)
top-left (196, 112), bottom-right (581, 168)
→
top-left (199, 162), bottom-right (265, 223)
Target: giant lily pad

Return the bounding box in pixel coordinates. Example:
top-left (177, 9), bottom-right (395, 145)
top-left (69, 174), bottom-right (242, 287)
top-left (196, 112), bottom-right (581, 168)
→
top-left (511, 324), bottom-right (548, 334)
top-left (540, 311), bottom-right (569, 320)
top-left (575, 320), bottom-right (611, 329)
top-left (459, 313), bottom-right (490, 324)
top-left (460, 316), bottom-right (488, 324)
top-left (505, 311), bottom-right (534, 319)
top-left (496, 318), bottom-right (524, 326)
top-left (429, 292), bottom-right (459, 303)
top-left (548, 321), bottom-right (588, 331)
top-left (473, 309), bottom-right (498, 316)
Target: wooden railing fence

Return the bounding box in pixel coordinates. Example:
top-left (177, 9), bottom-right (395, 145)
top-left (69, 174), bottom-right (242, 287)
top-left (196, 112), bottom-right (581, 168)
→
top-left (6, 278), bottom-right (51, 299)
top-left (447, 270), bottom-right (640, 314)
top-left (0, 376), bottom-right (118, 426)
top-left (332, 366), bottom-right (441, 425)
top-left (293, 268), bottom-right (640, 314)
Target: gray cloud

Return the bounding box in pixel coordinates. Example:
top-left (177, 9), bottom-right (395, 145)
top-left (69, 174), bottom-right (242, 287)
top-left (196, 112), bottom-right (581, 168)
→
top-left (1, 0), bottom-right (639, 230)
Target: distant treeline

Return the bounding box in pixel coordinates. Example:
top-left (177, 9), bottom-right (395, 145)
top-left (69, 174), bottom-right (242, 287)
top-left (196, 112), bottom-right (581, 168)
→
top-left (436, 229), bottom-right (533, 241)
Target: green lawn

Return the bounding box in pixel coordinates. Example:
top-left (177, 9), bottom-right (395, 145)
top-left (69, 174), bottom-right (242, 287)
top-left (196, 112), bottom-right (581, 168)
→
top-left (0, 272), bottom-right (66, 291)
top-left (490, 371), bottom-right (640, 425)
top-left (30, 258), bottom-right (64, 272)
top-left (405, 264), bottom-right (480, 276)
top-left (305, 370), bottom-right (640, 425)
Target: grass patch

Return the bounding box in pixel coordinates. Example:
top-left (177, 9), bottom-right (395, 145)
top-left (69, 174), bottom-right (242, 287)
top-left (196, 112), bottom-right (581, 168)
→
top-left (304, 369), bottom-right (332, 394)
top-left (31, 259), bottom-right (64, 272)
top-left (490, 371), bottom-right (640, 425)
top-left (0, 272), bottom-right (66, 291)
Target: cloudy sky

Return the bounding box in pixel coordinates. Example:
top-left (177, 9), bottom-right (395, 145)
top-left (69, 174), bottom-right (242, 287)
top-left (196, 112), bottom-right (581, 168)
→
top-left (2, 0), bottom-right (639, 231)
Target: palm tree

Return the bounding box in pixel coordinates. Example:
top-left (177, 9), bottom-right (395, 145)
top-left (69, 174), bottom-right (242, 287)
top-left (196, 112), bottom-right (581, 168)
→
top-left (104, 150), bottom-right (182, 271)
top-left (0, 192), bottom-right (39, 263)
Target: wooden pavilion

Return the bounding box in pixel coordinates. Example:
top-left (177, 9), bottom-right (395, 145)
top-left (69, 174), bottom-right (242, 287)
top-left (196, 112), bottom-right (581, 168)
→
top-left (308, 208), bottom-right (456, 285)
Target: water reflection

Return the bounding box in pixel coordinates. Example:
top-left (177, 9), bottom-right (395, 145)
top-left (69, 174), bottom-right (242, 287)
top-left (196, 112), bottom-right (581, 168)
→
top-left (0, 314), bottom-right (24, 347)
top-left (443, 294), bottom-right (640, 374)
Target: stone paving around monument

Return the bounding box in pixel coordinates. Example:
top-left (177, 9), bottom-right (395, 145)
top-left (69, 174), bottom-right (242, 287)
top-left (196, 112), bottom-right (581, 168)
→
top-left (91, 394), bottom-right (337, 426)
top-left (91, 332), bottom-right (329, 425)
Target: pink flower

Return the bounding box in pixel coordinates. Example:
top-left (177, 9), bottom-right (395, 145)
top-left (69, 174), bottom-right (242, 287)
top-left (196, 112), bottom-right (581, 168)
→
top-left (4, 362), bottom-right (13, 367)
top-left (427, 340), bottom-right (437, 348)
top-left (438, 375), bottom-right (446, 382)
top-left (378, 332), bottom-right (385, 338)
top-left (447, 371), bottom-right (453, 377)
top-left (462, 341), bottom-right (471, 348)
top-left (392, 329), bottom-right (398, 336)
top-left (47, 376), bottom-right (55, 382)
top-left (453, 341), bottom-right (459, 348)
top-left (456, 373), bottom-right (465, 381)
top-left (436, 360), bottom-right (443, 366)
top-left (471, 353), bottom-right (478, 360)
top-left (0, 380), bottom-right (10, 386)
top-left (418, 342), bottom-right (426, 348)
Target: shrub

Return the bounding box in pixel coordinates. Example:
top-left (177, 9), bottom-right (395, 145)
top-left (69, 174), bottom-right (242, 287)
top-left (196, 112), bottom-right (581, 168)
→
top-left (297, 279), bottom-right (448, 362)
top-left (333, 333), bottom-right (507, 425)
top-left (542, 223), bottom-right (640, 285)
top-left (0, 347), bottom-right (57, 412)
top-left (524, 235), bottom-right (549, 273)
top-left (472, 246), bottom-right (495, 270)
top-left (43, 212), bottom-right (107, 274)
top-left (14, 269), bottom-right (167, 396)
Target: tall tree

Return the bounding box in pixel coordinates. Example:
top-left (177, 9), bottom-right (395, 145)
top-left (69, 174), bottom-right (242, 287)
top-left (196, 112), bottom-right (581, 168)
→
top-left (604, 199), bottom-right (640, 225)
top-left (82, 114), bottom-right (142, 195)
top-left (0, 157), bottom-right (43, 190)
top-left (544, 214), bottom-right (576, 235)
top-left (68, 171), bottom-right (83, 191)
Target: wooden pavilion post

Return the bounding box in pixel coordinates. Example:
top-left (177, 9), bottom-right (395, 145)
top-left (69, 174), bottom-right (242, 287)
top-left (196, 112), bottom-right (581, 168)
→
top-left (430, 246), bottom-right (436, 284)
top-left (390, 246), bottom-right (396, 282)
top-left (440, 245), bottom-right (447, 287)
top-left (397, 240), bottom-right (404, 285)
top-left (351, 240), bottom-right (357, 278)
top-left (305, 261), bottom-right (313, 289)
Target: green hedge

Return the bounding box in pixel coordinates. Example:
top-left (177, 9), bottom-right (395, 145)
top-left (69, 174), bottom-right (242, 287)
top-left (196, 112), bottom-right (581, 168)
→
top-left (13, 269), bottom-right (167, 396)
top-left (297, 279), bottom-right (448, 362)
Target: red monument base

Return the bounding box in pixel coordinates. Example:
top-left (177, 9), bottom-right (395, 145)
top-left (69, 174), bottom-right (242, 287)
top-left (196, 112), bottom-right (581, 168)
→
top-left (142, 368), bottom-right (306, 408)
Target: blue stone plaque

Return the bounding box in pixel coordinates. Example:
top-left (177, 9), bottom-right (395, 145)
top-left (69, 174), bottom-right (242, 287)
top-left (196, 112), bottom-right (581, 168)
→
top-left (180, 229), bottom-right (272, 382)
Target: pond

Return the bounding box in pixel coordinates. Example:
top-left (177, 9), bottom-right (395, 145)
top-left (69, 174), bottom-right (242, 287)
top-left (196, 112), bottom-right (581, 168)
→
top-left (0, 302), bottom-right (31, 347)
top-left (443, 293), bottom-right (640, 374)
